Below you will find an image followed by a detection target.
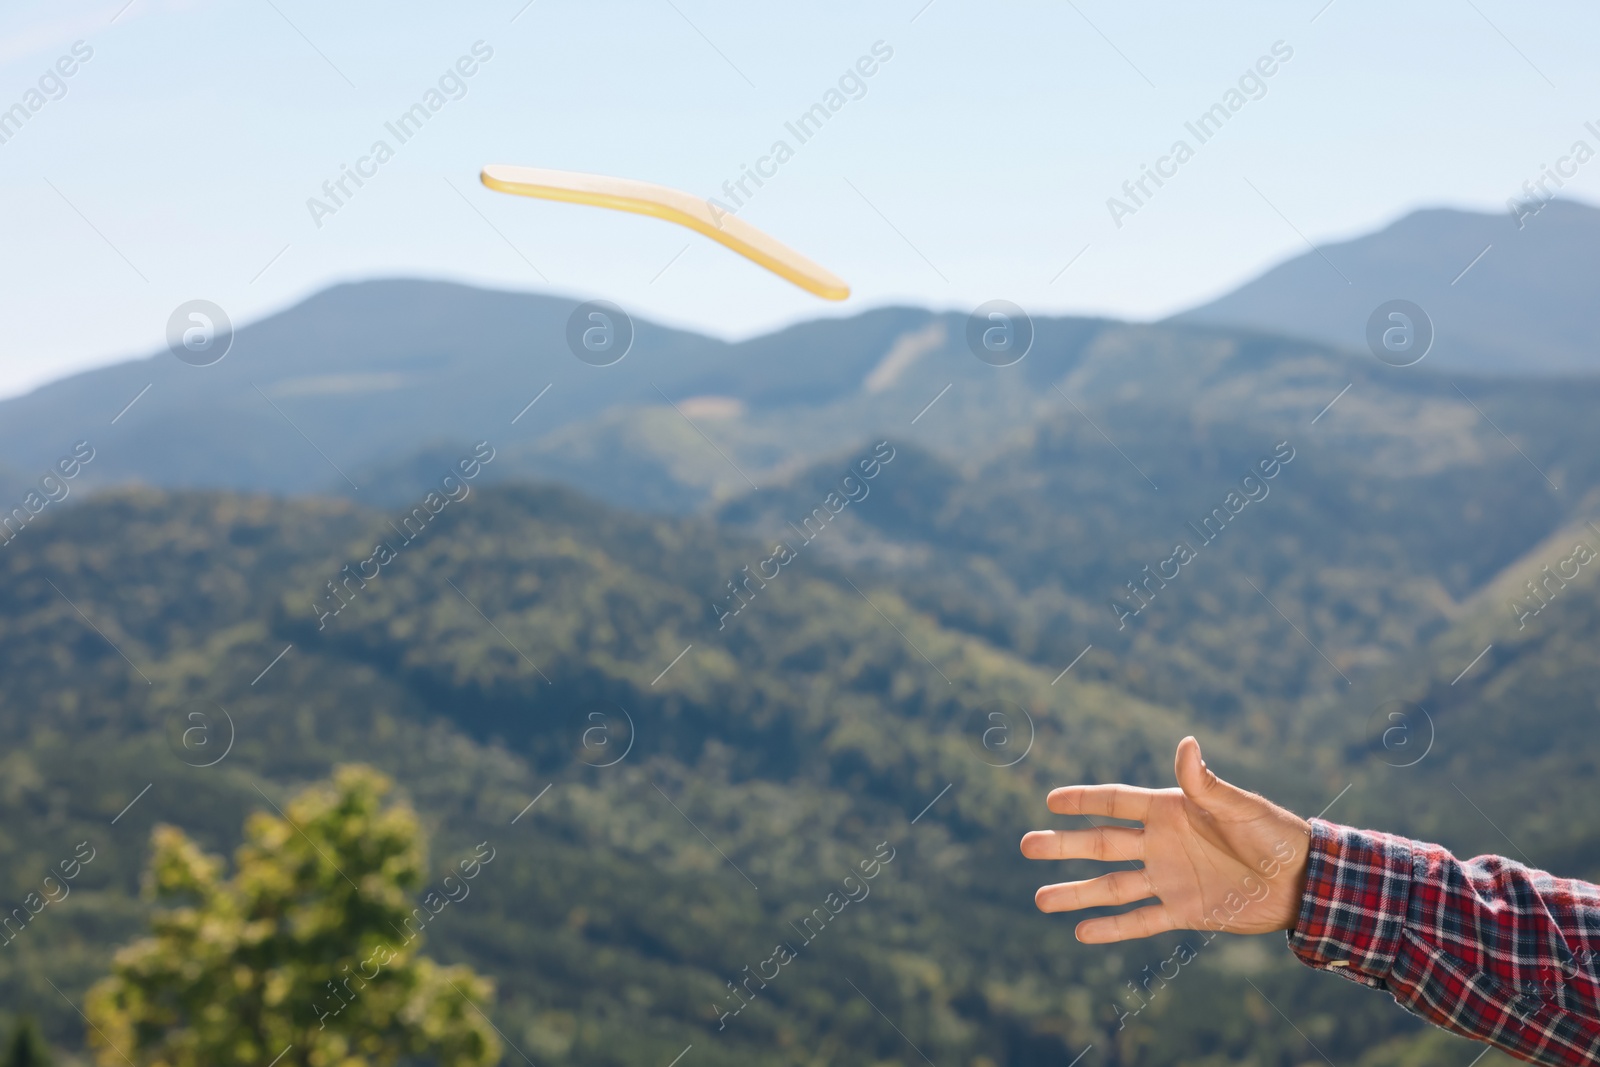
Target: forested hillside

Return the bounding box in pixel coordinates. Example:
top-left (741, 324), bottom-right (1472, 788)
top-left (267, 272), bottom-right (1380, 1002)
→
top-left (2, 467), bottom-right (1587, 1065)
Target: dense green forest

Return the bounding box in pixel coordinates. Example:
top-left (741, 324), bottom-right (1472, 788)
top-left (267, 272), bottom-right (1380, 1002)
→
top-left (1, 462), bottom-right (1589, 1063)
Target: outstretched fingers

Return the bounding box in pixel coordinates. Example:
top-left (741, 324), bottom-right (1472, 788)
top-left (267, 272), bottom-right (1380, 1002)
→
top-left (1074, 903), bottom-right (1179, 943)
top-left (1020, 826), bottom-right (1144, 863)
top-left (1034, 868), bottom-right (1156, 914)
top-left (1045, 783), bottom-right (1155, 822)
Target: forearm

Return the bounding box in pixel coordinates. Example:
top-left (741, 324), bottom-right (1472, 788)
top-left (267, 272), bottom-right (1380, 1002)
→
top-left (1287, 820), bottom-right (1600, 1066)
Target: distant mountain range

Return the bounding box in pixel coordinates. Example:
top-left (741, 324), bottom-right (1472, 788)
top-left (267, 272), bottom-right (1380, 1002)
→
top-left (7, 241), bottom-right (1596, 719)
top-left (4, 201), bottom-right (1597, 518)
top-left (1175, 198), bottom-right (1600, 375)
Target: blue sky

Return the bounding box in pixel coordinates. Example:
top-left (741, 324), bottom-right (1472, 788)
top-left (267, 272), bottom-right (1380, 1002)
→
top-left (2, 0), bottom-right (1597, 398)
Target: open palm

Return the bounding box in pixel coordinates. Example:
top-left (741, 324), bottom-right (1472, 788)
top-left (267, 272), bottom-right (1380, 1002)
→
top-left (1021, 737), bottom-right (1312, 942)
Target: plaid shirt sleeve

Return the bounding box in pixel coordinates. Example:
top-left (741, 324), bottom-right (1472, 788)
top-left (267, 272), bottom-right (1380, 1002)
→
top-left (1287, 819), bottom-right (1600, 1066)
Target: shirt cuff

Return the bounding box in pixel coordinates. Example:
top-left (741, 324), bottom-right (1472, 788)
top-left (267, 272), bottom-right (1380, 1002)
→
top-left (1286, 819), bottom-right (1415, 987)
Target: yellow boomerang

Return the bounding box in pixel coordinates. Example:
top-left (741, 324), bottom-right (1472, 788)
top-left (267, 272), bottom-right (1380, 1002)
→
top-left (479, 164), bottom-right (850, 301)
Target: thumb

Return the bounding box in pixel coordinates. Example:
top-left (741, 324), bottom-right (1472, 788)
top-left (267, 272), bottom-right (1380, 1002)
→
top-left (1174, 736), bottom-right (1255, 816)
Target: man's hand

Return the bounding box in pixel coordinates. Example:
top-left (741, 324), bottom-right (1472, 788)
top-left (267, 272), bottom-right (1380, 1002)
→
top-left (1021, 736), bottom-right (1312, 942)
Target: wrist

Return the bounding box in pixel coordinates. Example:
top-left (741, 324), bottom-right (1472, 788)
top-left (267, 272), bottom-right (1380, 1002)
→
top-left (1284, 818), bottom-right (1312, 933)
top-left (1285, 820), bottom-right (1414, 982)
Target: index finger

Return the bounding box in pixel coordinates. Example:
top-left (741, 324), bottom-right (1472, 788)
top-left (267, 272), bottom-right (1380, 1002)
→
top-left (1045, 784), bottom-right (1154, 821)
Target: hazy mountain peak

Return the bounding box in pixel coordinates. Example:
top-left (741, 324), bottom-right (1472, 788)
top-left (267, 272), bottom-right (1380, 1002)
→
top-left (1175, 198), bottom-right (1600, 375)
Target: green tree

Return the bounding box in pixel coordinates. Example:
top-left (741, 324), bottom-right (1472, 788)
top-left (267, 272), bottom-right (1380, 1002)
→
top-left (2, 1017), bottom-right (53, 1067)
top-left (85, 766), bottom-right (501, 1067)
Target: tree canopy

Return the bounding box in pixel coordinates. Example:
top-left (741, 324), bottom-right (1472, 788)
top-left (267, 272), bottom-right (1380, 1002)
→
top-left (85, 765), bottom-right (501, 1067)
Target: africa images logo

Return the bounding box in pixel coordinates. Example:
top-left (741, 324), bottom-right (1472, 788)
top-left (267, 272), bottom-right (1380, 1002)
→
top-left (167, 301), bottom-right (234, 366)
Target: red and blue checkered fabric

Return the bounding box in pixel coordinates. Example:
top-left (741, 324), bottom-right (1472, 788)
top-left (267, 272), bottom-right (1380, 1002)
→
top-left (1288, 819), bottom-right (1600, 1065)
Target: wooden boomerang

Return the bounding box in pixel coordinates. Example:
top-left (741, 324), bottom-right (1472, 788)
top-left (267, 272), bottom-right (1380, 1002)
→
top-left (479, 165), bottom-right (850, 301)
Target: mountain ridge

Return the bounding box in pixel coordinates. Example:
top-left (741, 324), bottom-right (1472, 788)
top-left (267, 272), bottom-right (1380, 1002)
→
top-left (1175, 199), bottom-right (1600, 374)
